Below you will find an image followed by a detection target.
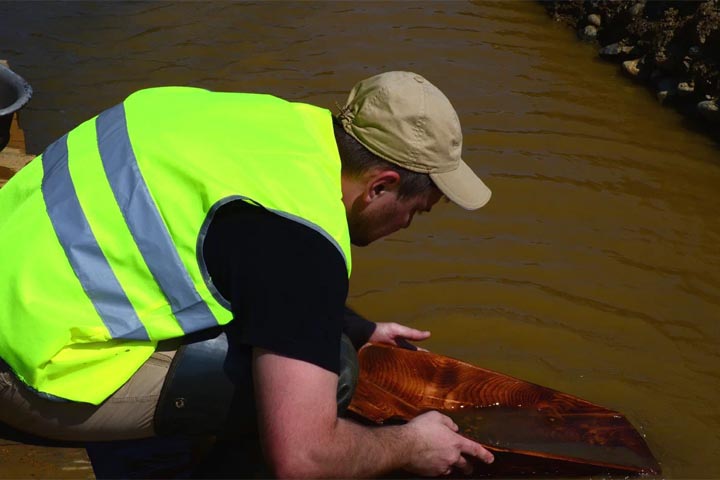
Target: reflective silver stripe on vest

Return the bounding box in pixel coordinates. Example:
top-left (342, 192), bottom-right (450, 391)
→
top-left (269, 209), bottom-right (348, 269)
top-left (41, 134), bottom-right (150, 340)
top-left (96, 104), bottom-right (218, 334)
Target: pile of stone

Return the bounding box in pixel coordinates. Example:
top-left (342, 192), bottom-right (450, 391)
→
top-left (542, 0), bottom-right (720, 130)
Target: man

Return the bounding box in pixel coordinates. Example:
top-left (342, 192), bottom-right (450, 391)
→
top-left (0, 71), bottom-right (493, 477)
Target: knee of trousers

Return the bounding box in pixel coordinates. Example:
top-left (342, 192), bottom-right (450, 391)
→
top-left (154, 332), bottom-right (359, 436)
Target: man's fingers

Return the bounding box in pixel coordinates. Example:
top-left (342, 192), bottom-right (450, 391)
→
top-left (394, 324), bottom-right (431, 340)
top-left (460, 438), bottom-right (494, 464)
top-left (374, 323), bottom-right (431, 349)
top-left (391, 324), bottom-right (430, 350)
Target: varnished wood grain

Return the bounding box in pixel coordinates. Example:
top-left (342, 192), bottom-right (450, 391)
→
top-left (348, 344), bottom-right (660, 477)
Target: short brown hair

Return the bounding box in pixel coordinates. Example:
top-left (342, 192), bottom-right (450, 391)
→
top-left (332, 117), bottom-right (435, 199)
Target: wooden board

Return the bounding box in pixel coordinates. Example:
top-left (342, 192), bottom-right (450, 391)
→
top-left (348, 343), bottom-right (661, 477)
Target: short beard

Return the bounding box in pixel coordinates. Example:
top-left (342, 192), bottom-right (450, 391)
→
top-left (347, 197), bottom-right (373, 247)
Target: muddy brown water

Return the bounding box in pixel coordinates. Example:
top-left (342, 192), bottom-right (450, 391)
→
top-left (447, 406), bottom-right (654, 473)
top-left (1, 1), bottom-right (719, 478)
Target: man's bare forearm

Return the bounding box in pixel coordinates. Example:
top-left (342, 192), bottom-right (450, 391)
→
top-left (254, 349), bottom-right (493, 478)
top-left (272, 417), bottom-right (414, 478)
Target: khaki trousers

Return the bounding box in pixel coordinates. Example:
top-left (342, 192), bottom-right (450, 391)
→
top-left (0, 350), bottom-right (175, 442)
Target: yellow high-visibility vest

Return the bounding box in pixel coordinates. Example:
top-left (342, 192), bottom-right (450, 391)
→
top-left (0, 87), bottom-right (351, 404)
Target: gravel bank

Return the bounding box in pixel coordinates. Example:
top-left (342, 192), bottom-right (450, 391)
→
top-left (542, 0), bottom-right (720, 138)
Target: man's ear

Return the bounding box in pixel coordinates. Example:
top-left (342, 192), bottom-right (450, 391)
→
top-left (365, 170), bottom-right (401, 202)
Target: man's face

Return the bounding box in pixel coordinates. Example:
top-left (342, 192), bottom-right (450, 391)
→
top-left (348, 186), bottom-right (444, 246)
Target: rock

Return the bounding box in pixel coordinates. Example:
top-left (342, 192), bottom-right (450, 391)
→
top-left (650, 69), bottom-right (664, 82)
top-left (599, 42), bottom-right (636, 59)
top-left (697, 100), bottom-right (720, 122)
top-left (542, 0), bottom-right (720, 140)
top-left (678, 81), bottom-right (695, 96)
top-left (581, 25), bottom-right (598, 41)
top-left (623, 58), bottom-right (642, 77)
top-left (656, 77), bottom-right (678, 103)
top-left (654, 50), bottom-right (669, 67)
top-left (629, 3), bottom-right (644, 16)
top-left (681, 57), bottom-right (692, 73)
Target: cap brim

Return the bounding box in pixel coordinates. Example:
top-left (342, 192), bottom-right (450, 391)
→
top-left (430, 160), bottom-right (491, 210)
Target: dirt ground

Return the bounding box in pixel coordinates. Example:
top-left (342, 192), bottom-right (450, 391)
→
top-left (542, 0), bottom-right (720, 137)
top-left (0, 443), bottom-right (92, 479)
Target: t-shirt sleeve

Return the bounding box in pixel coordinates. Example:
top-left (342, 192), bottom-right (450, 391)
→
top-left (343, 306), bottom-right (377, 351)
top-left (202, 200), bottom-right (349, 375)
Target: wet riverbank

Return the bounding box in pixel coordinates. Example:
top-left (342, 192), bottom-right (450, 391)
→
top-left (542, 0), bottom-right (720, 139)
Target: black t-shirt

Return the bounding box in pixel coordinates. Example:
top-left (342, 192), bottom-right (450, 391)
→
top-left (202, 199), bottom-right (356, 374)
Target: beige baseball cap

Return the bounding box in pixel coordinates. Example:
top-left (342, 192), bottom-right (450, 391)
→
top-left (338, 71), bottom-right (491, 210)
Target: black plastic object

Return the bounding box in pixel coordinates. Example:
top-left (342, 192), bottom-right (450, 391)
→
top-left (0, 63), bottom-right (32, 152)
top-left (154, 330), bottom-right (359, 436)
top-left (154, 330), bottom-right (238, 436)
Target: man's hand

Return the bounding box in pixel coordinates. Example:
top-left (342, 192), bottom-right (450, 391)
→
top-left (252, 348), bottom-right (493, 478)
top-left (403, 411), bottom-right (495, 476)
top-left (369, 322), bottom-right (431, 350)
